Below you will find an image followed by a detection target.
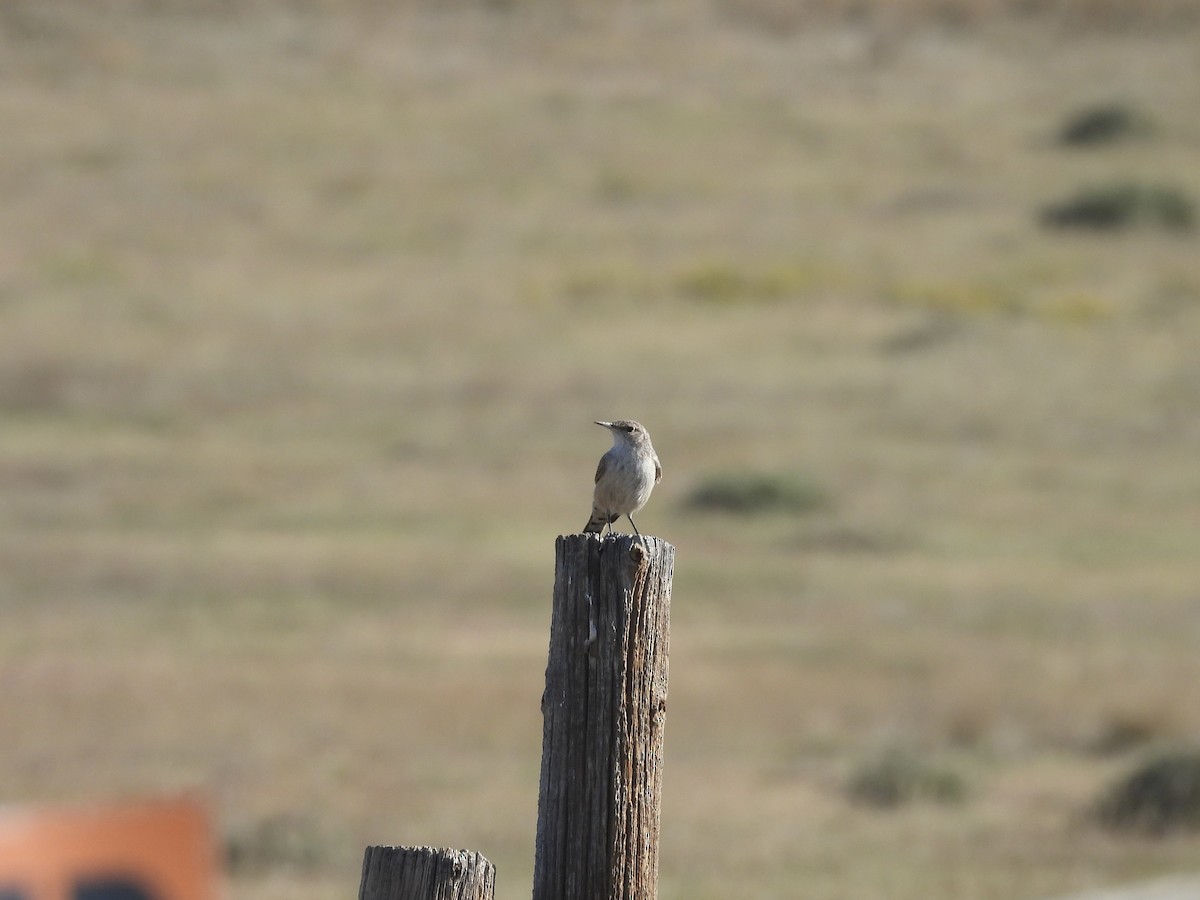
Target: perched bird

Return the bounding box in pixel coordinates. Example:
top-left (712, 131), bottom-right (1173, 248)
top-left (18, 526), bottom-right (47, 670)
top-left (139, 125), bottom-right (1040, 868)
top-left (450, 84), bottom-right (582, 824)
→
top-left (583, 419), bottom-right (661, 537)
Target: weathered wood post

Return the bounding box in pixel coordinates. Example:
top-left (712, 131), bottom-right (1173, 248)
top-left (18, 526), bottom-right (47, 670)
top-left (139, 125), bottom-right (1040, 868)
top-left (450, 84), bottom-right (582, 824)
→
top-left (359, 846), bottom-right (495, 900)
top-left (532, 533), bottom-right (674, 900)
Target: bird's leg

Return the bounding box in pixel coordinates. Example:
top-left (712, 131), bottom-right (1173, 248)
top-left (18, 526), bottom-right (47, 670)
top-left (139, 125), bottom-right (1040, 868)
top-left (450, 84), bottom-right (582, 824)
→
top-left (628, 515), bottom-right (642, 538)
top-left (597, 512), bottom-right (612, 548)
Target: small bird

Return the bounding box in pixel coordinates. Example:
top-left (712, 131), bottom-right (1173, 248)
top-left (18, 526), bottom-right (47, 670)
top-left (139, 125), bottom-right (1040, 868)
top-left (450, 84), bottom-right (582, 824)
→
top-left (583, 419), bottom-right (661, 538)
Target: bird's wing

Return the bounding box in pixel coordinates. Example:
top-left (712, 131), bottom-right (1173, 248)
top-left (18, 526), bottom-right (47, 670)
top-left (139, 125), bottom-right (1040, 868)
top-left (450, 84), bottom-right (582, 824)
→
top-left (654, 453), bottom-right (662, 483)
top-left (594, 454), bottom-right (608, 485)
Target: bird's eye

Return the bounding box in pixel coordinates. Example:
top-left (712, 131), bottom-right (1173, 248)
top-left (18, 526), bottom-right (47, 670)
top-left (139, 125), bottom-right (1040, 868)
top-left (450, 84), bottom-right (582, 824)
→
top-left (623, 425), bottom-right (634, 432)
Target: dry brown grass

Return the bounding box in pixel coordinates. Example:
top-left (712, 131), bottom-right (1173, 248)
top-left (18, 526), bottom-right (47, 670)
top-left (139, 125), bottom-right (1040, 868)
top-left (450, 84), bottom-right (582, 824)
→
top-left (2, 2), bottom-right (1199, 899)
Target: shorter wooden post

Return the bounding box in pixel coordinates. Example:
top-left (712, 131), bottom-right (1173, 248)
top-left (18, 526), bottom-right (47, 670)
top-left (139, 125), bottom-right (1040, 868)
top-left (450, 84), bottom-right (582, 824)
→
top-left (359, 846), bottom-right (495, 900)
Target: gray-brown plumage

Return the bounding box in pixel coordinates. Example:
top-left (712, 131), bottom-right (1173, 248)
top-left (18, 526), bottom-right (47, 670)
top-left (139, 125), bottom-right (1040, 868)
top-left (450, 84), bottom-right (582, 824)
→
top-left (582, 419), bottom-right (661, 537)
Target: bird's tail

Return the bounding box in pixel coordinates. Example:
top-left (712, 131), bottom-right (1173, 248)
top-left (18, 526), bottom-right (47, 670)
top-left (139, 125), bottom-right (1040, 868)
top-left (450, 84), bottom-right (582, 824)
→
top-left (583, 508), bottom-right (611, 534)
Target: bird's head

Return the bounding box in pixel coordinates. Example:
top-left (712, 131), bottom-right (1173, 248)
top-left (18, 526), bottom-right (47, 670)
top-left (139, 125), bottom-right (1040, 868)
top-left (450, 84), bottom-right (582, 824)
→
top-left (596, 419), bottom-right (649, 445)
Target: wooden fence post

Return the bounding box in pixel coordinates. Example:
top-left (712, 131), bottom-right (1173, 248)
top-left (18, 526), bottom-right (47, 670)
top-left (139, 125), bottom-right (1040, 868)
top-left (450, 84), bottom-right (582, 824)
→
top-left (532, 533), bottom-right (674, 900)
top-left (359, 846), bottom-right (495, 900)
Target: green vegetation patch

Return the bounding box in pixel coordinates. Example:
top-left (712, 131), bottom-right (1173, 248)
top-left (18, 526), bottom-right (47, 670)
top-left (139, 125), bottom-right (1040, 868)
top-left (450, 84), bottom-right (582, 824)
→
top-left (846, 747), bottom-right (968, 809)
top-left (671, 260), bottom-right (841, 305)
top-left (674, 263), bottom-right (791, 304)
top-left (890, 278), bottom-right (1024, 316)
top-left (685, 470), bottom-right (830, 515)
top-left (1041, 181), bottom-right (1195, 232)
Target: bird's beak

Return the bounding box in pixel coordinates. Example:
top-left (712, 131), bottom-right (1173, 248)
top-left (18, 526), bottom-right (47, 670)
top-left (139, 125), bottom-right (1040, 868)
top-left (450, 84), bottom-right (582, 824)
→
top-left (594, 420), bottom-right (613, 429)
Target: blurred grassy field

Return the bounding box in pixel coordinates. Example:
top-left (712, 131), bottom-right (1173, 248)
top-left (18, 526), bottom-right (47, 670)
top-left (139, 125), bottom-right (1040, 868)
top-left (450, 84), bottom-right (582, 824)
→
top-left (2, 1), bottom-right (1200, 898)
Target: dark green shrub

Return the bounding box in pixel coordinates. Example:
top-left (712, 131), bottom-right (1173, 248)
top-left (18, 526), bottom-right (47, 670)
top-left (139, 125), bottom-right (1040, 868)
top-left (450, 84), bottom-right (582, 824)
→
top-left (1059, 102), bottom-right (1151, 146)
top-left (1041, 182), bottom-right (1194, 232)
top-left (1095, 748), bottom-right (1200, 834)
top-left (685, 471), bottom-right (829, 515)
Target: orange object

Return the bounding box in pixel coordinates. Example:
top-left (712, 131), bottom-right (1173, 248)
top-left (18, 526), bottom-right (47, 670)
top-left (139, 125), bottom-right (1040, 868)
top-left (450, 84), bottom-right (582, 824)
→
top-left (0, 795), bottom-right (220, 900)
